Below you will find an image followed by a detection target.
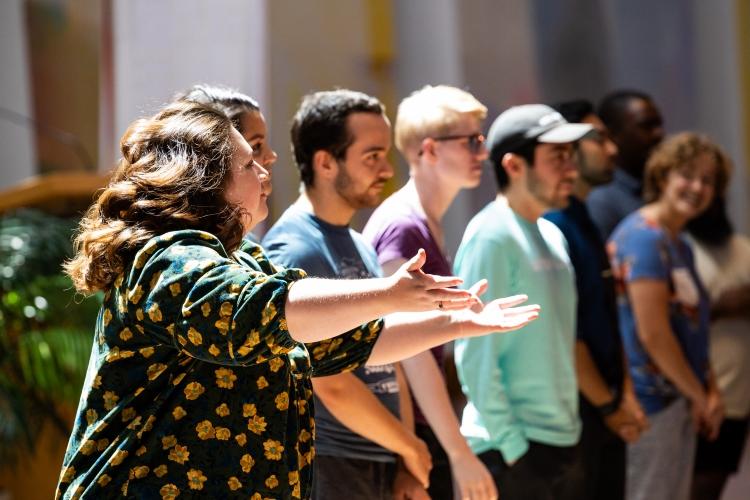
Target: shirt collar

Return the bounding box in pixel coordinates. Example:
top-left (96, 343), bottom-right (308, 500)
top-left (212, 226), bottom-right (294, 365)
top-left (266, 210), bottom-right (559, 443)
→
top-left (614, 168), bottom-right (643, 195)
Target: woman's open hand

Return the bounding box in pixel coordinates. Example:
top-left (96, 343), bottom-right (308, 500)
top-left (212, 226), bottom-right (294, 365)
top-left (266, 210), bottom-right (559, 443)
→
top-left (387, 249), bottom-right (478, 312)
top-left (453, 294), bottom-right (541, 336)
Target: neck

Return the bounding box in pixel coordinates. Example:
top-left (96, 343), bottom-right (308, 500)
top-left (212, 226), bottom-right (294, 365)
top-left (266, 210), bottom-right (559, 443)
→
top-left (618, 156), bottom-right (644, 181)
top-left (297, 187), bottom-right (355, 226)
top-left (501, 184), bottom-right (546, 222)
top-left (408, 167), bottom-right (461, 224)
top-left (643, 200), bottom-right (689, 238)
top-left (572, 178), bottom-right (592, 201)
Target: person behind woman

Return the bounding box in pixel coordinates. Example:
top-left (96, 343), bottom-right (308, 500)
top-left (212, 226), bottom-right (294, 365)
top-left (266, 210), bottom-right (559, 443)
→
top-left (687, 195), bottom-right (750, 500)
top-left (363, 85), bottom-right (497, 500)
top-left (177, 84), bottom-right (277, 240)
top-left (608, 132), bottom-right (729, 500)
top-left (56, 100), bottom-right (539, 498)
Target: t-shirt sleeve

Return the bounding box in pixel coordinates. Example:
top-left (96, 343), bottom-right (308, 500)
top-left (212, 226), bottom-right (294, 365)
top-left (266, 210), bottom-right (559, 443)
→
top-left (307, 318), bottom-right (385, 377)
top-left (612, 226), bottom-right (670, 283)
top-left (372, 219), bottom-right (426, 266)
top-left (123, 233), bottom-right (304, 367)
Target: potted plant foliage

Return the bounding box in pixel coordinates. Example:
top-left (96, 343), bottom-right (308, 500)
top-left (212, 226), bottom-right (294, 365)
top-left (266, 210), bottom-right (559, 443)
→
top-left (0, 209), bottom-right (100, 466)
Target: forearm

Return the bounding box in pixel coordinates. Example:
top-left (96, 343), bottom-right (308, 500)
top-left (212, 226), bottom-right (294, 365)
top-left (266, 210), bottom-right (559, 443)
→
top-left (575, 341), bottom-right (617, 406)
top-left (312, 373), bottom-right (419, 457)
top-left (641, 329), bottom-right (705, 402)
top-left (368, 311), bottom-right (457, 366)
top-left (402, 351), bottom-right (472, 459)
top-left (395, 363), bottom-right (415, 431)
top-left (286, 277), bottom-right (392, 343)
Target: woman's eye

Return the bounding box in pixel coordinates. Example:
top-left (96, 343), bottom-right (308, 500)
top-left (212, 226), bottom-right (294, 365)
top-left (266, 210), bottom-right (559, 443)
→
top-left (251, 142), bottom-right (264, 153)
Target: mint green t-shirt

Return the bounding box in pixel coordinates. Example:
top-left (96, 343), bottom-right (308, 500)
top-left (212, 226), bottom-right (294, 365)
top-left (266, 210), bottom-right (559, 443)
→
top-left (454, 199), bottom-right (580, 463)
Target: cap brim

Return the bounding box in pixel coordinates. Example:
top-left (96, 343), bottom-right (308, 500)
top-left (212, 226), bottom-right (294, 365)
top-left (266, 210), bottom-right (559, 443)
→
top-left (537, 123), bottom-right (593, 143)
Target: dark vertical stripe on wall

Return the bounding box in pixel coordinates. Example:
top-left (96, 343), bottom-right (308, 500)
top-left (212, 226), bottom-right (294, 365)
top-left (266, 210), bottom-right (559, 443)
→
top-left (530, 0), bottom-right (611, 103)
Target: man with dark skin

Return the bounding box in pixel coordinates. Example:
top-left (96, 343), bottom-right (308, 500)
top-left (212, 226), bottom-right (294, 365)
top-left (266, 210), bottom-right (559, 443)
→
top-left (587, 90), bottom-right (665, 239)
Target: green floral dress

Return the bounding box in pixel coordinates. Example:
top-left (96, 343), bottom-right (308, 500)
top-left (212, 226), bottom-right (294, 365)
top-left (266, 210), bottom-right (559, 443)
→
top-left (56, 230), bottom-right (383, 499)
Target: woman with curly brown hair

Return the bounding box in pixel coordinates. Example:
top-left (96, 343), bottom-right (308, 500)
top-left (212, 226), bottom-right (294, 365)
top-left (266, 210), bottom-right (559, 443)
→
top-left (607, 132), bottom-right (729, 500)
top-left (56, 100), bottom-right (539, 499)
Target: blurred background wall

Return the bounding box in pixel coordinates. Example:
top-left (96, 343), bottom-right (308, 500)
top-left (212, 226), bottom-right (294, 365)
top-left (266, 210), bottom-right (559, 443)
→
top-left (1, 0), bottom-right (749, 497)
top-left (2, 0), bottom-right (748, 248)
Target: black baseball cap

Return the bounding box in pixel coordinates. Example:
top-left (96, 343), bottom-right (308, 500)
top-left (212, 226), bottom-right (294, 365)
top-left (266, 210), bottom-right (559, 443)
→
top-left (487, 104), bottom-right (593, 162)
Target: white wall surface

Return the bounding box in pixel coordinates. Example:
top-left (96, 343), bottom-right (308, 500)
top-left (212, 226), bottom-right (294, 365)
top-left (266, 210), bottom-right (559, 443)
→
top-left (0, 0), bottom-right (36, 190)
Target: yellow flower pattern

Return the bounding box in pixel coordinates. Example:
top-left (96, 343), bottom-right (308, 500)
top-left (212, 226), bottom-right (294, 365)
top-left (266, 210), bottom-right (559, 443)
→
top-left (55, 231), bottom-right (382, 498)
top-left (186, 468), bottom-right (207, 490)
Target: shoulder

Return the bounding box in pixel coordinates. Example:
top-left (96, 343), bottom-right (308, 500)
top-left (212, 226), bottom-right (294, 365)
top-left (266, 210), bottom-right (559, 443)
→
top-left (263, 234), bottom-right (327, 272)
top-left (538, 216), bottom-right (566, 242)
top-left (365, 196), bottom-right (423, 239)
top-left (610, 212), bottom-right (663, 248)
top-left (457, 206), bottom-right (513, 259)
top-left (263, 207), bottom-right (316, 242)
top-left (131, 230), bottom-right (229, 270)
top-left (349, 229), bottom-right (380, 267)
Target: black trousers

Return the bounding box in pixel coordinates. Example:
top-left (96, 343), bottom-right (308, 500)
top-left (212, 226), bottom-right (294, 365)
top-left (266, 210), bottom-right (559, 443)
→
top-left (312, 455), bottom-right (396, 500)
top-left (578, 400), bottom-right (626, 500)
top-left (479, 441), bottom-right (585, 500)
top-left (415, 423), bottom-right (453, 500)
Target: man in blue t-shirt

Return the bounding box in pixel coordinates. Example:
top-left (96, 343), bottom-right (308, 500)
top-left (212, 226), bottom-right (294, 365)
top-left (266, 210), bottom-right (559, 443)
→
top-left (544, 100), bottom-right (648, 500)
top-left (263, 90), bottom-right (429, 500)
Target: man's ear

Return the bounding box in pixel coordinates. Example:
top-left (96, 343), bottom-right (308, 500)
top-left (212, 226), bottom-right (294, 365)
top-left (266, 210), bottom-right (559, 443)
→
top-left (312, 150), bottom-right (338, 182)
top-left (420, 137), bottom-right (437, 162)
top-left (502, 152), bottom-right (526, 181)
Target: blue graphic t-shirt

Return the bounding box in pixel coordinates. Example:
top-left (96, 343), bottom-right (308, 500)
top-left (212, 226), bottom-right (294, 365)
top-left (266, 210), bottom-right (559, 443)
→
top-left (608, 211), bottom-right (710, 414)
top-left (262, 204), bottom-right (399, 463)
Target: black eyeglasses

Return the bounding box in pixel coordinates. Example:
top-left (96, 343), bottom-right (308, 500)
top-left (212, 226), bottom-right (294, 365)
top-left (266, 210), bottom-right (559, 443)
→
top-left (420, 133), bottom-right (486, 155)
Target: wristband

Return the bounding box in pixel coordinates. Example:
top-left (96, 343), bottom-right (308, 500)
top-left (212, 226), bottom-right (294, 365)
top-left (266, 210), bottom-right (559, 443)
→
top-left (596, 388), bottom-right (621, 418)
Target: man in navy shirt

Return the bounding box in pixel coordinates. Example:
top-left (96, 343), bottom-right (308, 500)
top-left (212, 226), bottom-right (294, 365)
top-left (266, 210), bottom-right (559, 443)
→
top-left (586, 90), bottom-right (664, 239)
top-left (545, 100), bottom-right (648, 500)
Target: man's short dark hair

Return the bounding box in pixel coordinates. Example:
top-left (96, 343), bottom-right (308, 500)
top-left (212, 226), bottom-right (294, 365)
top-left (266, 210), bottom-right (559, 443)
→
top-left (552, 99), bottom-right (595, 125)
top-left (490, 140), bottom-right (537, 191)
top-left (598, 90), bottom-right (654, 133)
top-left (290, 89), bottom-right (385, 187)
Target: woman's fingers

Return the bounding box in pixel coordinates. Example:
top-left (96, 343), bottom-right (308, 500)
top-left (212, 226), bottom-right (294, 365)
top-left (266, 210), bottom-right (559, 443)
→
top-left (425, 274), bottom-right (464, 289)
top-left (468, 279), bottom-right (489, 297)
top-left (404, 248), bottom-right (427, 272)
top-left (494, 294), bottom-right (529, 308)
top-left (501, 304), bottom-right (541, 316)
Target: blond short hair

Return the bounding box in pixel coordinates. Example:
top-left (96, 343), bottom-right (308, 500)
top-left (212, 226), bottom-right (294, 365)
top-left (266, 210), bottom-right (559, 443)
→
top-left (395, 85), bottom-right (487, 162)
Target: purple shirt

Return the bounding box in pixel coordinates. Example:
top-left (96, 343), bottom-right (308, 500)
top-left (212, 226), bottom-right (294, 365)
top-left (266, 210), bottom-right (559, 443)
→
top-left (364, 190), bottom-right (452, 425)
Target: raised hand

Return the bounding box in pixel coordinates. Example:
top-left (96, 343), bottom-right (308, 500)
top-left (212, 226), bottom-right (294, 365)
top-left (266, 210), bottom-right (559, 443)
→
top-left (388, 249), bottom-right (478, 312)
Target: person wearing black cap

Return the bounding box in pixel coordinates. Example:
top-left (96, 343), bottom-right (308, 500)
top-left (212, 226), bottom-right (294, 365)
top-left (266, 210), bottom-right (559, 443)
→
top-left (453, 104), bottom-right (592, 499)
top-left (544, 100), bottom-right (649, 500)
